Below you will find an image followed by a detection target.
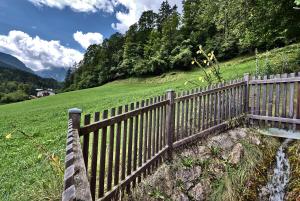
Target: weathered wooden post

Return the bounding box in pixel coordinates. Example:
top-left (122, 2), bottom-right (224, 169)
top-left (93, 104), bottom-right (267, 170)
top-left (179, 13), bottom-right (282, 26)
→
top-left (244, 73), bottom-right (250, 114)
top-left (68, 108), bottom-right (82, 130)
top-left (166, 90), bottom-right (175, 161)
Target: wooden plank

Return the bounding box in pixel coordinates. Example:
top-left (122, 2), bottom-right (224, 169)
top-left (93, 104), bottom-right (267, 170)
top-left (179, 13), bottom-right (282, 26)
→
top-left (193, 88), bottom-right (199, 131)
top-left (138, 100), bottom-right (145, 169)
top-left (248, 114), bottom-right (300, 124)
top-left (98, 110), bottom-right (108, 198)
top-left (80, 100), bottom-right (168, 135)
top-left (176, 92), bottom-right (181, 140)
top-left (121, 105), bottom-right (128, 181)
top-left (281, 73), bottom-right (288, 128)
top-left (181, 91), bottom-right (185, 138)
top-left (197, 88), bottom-right (202, 131)
top-left (82, 114), bottom-right (91, 173)
top-left (202, 87), bottom-right (206, 130)
top-left (213, 84), bottom-right (217, 126)
top-left (156, 97), bottom-right (161, 154)
top-left (261, 76), bottom-right (267, 126)
top-left (250, 76), bottom-right (256, 125)
top-left (297, 72), bottom-right (300, 130)
top-left (114, 106), bottom-right (122, 186)
top-left (288, 73), bottom-right (295, 130)
top-left (107, 108), bottom-right (116, 191)
top-left (185, 90), bottom-right (190, 136)
top-left (189, 89), bottom-right (194, 135)
top-left (173, 120), bottom-right (232, 149)
top-left (160, 96), bottom-right (166, 150)
top-left (217, 83), bottom-right (221, 124)
top-left (228, 81), bottom-right (232, 119)
top-left (249, 76), bottom-right (300, 84)
top-left (176, 81), bottom-right (245, 102)
top-left (275, 74), bottom-right (281, 128)
top-left (143, 100), bottom-right (149, 176)
top-left (267, 75), bottom-right (274, 127)
top-left (132, 102), bottom-right (139, 188)
top-left (127, 103), bottom-right (134, 178)
top-left (206, 86), bottom-right (211, 128)
top-left (90, 112), bottom-right (100, 200)
top-left (147, 98), bottom-right (153, 173)
top-left (232, 81), bottom-right (236, 117)
top-left (152, 97), bottom-right (157, 160)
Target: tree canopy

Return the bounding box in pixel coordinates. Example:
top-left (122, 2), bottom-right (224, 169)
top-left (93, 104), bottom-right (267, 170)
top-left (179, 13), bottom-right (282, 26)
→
top-left (65, 0), bottom-right (300, 91)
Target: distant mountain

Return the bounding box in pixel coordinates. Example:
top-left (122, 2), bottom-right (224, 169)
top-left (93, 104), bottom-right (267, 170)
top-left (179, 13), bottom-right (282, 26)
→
top-left (0, 52), bottom-right (34, 74)
top-left (36, 67), bottom-right (67, 82)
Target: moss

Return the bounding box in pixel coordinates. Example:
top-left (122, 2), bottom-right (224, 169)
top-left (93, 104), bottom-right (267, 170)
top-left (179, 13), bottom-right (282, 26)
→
top-left (286, 141), bottom-right (300, 200)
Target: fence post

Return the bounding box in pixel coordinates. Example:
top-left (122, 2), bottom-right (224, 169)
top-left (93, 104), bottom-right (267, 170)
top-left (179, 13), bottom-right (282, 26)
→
top-left (166, 90), bottom-right (175, 161)
top-left (68, 108), bottom-right (82, 130)
top-left (244, 74), bottom-right (250, 114)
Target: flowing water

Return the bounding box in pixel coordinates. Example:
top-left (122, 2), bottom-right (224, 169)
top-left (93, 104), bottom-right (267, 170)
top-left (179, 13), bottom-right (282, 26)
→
top-left (259, 138), bottom-right (292, 201)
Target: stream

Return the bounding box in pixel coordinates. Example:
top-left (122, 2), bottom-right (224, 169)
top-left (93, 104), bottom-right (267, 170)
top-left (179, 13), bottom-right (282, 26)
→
top-left (259, 138), bottom-right (293, 201)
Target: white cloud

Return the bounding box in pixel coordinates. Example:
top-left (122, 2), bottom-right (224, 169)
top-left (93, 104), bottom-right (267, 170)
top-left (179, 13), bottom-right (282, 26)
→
top-left (0, 30), bottom-right (83, 71)
top-left (28, 0), bottom-right (183, 34)
top-left (112, 0), bottom-right (183, 33)
top-left (73, 31), bottom-right (104, 49)
top-left (28, 0), bottom-right (115, 13)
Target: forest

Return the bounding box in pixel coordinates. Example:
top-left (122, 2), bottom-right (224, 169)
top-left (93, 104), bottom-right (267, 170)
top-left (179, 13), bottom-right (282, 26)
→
top-left (0, 67), bottom-right (60, 103)
top-left (64, 0), bottom-right (300, 91)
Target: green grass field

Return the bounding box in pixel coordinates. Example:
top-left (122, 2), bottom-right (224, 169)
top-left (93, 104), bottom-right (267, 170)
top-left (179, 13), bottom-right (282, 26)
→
top-left (0, 43), bottom-right (299, 201)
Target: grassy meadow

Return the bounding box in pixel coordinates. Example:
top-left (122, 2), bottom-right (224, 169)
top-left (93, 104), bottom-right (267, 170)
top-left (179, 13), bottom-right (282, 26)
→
top-left (0, 43), bottom-right (299, 200)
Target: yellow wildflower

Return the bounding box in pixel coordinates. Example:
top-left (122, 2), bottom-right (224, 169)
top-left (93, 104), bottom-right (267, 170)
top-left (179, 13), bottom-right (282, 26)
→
top-left (191, 60), bottom-right (195, 65)
top-left (5, 133), bottom-right (12, 139)
top-left (203, 60), bottom-right (207, 64)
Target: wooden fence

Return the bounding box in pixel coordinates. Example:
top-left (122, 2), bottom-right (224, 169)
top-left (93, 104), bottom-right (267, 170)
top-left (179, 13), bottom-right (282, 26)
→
top-left (62, 72), bottom-right (300, 201)
top-left (248, 73), bottom-right (300, 130)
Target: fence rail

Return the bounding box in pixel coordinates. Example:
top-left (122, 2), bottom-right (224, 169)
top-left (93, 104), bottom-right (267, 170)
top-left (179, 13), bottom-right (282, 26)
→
top-left (63, 72), bottom-right (300, 201)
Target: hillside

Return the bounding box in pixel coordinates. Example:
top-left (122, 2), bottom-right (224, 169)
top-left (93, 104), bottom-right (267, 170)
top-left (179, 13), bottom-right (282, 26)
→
top-left (0, 52), bottom-right (34, 73)
top-left (0, 67), bottom-right (61, 104)
top-left (0, 43), bottom-right (299, 200)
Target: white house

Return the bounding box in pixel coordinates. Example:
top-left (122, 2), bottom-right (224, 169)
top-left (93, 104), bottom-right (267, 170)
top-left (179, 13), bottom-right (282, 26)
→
top-left (36, 89), bottom-right (55, 97)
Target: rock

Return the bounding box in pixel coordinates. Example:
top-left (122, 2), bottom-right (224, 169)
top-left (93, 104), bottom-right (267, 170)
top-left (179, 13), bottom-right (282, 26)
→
top-left (208, 134), bottom-right (234, 151)
top-left (228, 128), bottom-right (247, 141)
top-left (190, 183), bottom-right (204, 200)
top-left (175, 166), bottom-right (202, 190)
top-left (228, 143), bottom-right (244, 165)
top-left (249, 135), bottom-right (261, 145)
top-left (197, 146), bottom-right (211, 158)
top-left (171, 191), bottom-right (189, 201)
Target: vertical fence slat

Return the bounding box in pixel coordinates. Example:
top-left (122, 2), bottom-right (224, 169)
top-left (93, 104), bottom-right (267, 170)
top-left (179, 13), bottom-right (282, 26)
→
top-left (147, 98), bottom-right (153, 173)
top-left (143, 100), bottom-right (149, 176)
top-left (114, 106), bottom-right (122, 186)
top-left (288, 73), bottom-right (295, 130)
top-left (176, 92), bottom-right (181, 140)
top-left (281, 73), bottom-right (288, 128)
top-left (198, 88), bottom-right (202, 131)
top-left (121, 105), bottom-right (128, 181)
top-left (138, 100), bottom-right (145, 181)
top-left (83, 114), bottom-right (91, 174)
top-left (261, 75), bottom-right (267, 127)
top-left (185, 90), bottom-right (190, 136)
top-left (90, 112), bottom-right (100, 200)
top-left (190, 89), bottom-right (194, 135)
top-left (181, 92), bottom-right (185, 138)
top-left (275, 74), bottom-right (281, 127)
top-left (98, 110), bottom-right (108, 198)
top-left (126, 103), bottom-right (134, 192)
top-left (107, 108), bottom-right (116, 191)
top-left (267, 75), bottom-right (274, 127)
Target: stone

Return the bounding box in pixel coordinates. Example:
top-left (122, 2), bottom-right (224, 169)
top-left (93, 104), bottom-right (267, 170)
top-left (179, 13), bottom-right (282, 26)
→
top-left (208, 134), bottom-right (234, 151)
top-left (190, 182), bottom-right (204, 200)
top-left (171, 191), bottom-right (190, 201)
top-left (228, 143), bottom-right (244, 165)
top-left (175, 166), bottom-right (202, 190)
top-left (228, 128), bottom-right (247, 141)
top-left (249, 135), bottom-right (261, 145)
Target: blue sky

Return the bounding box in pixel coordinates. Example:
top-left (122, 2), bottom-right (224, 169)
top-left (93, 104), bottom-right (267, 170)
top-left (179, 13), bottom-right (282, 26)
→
top-left (0, 0), bottom-right (182, 71)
